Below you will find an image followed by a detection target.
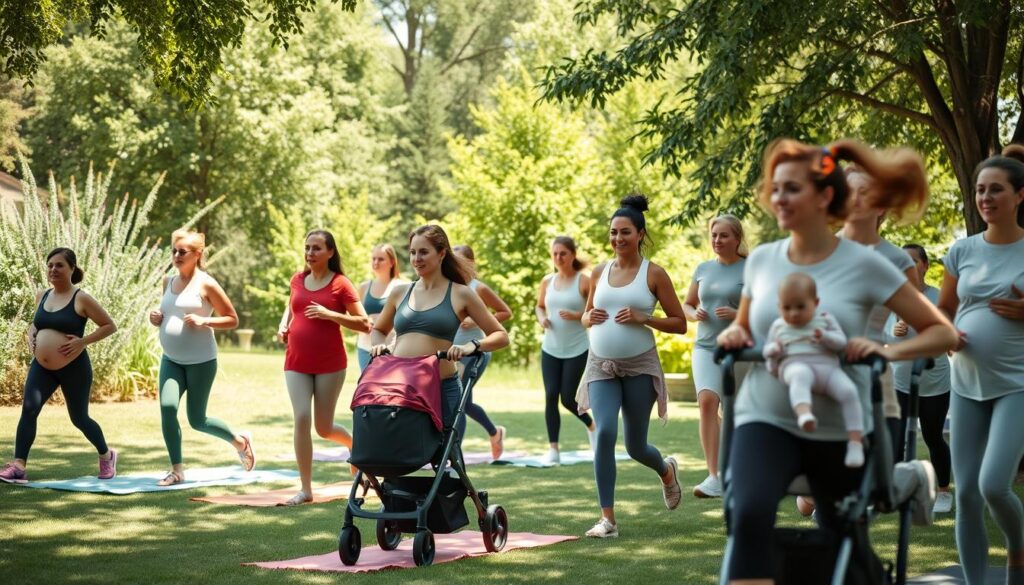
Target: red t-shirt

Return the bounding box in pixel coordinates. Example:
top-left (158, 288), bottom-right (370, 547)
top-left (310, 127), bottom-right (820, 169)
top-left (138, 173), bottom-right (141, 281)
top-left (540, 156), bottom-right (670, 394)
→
top-left (284, 271), bottom-right (359, 374)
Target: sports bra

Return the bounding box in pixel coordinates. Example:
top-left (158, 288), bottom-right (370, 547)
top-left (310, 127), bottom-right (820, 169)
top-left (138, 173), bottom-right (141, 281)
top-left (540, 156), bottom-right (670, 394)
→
top-left (362, 280), bottom-right (389, 315)
top-left (393, 281), bottom-right (462, 342)
top-left (34, 289), bottom-right (87, 337)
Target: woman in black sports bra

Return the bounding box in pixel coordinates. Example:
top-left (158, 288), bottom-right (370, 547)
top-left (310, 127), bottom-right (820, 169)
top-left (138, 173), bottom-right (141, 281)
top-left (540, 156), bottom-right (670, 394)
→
top-left (369, 225), bottom-right (509, 438)
top-left (1, 248), bottom-right (119, 485)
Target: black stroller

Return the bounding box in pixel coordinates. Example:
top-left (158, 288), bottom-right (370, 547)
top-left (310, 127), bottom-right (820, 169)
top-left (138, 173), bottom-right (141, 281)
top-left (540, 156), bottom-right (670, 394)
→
top-left (715, 347), bottom-right (933, 585)
top-left (338, 350), bottom-right (508, 567)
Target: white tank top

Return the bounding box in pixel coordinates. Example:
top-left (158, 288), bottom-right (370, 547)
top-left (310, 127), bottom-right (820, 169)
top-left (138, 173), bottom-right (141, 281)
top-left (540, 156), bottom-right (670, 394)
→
top-left (589, 258), bottom-right (657, 358)
top-left (159, 272), bottom-right (218, 365)
top-left (452, 279), bottom-right (484, 346)
top-left (541, 272), bottom-right (589, 358)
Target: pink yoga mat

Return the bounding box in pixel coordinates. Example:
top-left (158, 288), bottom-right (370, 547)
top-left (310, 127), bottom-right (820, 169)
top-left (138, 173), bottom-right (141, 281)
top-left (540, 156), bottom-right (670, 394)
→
top-left (244, 531), bottom-right (576, 573)
top-left (276, 449), bottom-right (529, 465)
top-left (190, 482), bottom-right (375, 507)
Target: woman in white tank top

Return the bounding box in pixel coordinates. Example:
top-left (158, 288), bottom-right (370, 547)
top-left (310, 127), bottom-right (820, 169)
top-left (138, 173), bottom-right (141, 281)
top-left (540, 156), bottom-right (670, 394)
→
top-left (148, 230), bottom-right (254, 486)
top-left (577, 195), bottom-right (688, 539)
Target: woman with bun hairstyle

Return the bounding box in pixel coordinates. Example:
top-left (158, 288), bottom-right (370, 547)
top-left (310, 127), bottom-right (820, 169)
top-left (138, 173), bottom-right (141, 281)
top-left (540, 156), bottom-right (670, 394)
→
top-left (369, 225), bottom-right (509, 444)
top-left (578, 194), bottom-right (688, 538)
top-left (938, 144), bottom-right (1024, 585)
top-left (355, 244), bottom-right (407, 371)
top-left (451, 244), bottom-right (513, 459)
top-left (148, 230), bottom-right (254, 486)
top-left (716, 139), bottom-right (957, 583)
top-left (536, 236), bottom-right (596, 464)
top-left (276, 230), bottom-right (371, 505)
top-left (683, 215), bottom-right (747, 498)
top-left (1, 248), bottom-right (119, 484)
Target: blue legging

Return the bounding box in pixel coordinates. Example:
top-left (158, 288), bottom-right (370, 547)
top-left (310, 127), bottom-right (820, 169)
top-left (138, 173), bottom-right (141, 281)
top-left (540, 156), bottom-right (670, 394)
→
top-left (952, 391), bottom-right (1024, 585)
top-left (15, 354), bottom-right (108, 461)
top-left (459, 352), bottom-right (497, 437)
top-left (589, 374), bottom-right (667, 507)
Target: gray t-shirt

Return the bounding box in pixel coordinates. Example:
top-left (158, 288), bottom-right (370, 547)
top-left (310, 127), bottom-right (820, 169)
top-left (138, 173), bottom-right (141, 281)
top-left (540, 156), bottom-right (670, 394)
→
top-left (852, 237), bottom-right (914, 343)
top-left (692, 258), bottom-right (746, 349)
top-left (736, 238), bottom-right (907, 440)
top-left (945, 234), bottom-right (1024, 400)
top-left (890, 286), bottom-right (950, 397)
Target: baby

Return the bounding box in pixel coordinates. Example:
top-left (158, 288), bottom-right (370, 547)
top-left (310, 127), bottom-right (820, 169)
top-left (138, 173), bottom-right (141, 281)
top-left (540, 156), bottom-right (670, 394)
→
top-left (763, 273), bottom-right (864, 468)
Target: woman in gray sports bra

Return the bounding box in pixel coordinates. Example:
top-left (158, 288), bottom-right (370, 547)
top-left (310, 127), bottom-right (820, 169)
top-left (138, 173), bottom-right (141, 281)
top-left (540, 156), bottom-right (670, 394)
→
top-left (368, 225), bottom-right (509, 439)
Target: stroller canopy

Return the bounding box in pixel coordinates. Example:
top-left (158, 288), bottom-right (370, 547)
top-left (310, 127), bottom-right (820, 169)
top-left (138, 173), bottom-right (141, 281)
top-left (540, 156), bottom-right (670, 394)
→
top-left (351, 354), bottom-right (444, 431)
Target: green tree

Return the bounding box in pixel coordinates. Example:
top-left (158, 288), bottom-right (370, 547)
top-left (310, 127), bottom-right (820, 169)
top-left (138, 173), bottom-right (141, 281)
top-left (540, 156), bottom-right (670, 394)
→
top-left (0, 77), bottom-right (30, 170)
top-left (1, 0), bottom-right (356, 106)
top-left (542, 0), bottom-right (1024, 234)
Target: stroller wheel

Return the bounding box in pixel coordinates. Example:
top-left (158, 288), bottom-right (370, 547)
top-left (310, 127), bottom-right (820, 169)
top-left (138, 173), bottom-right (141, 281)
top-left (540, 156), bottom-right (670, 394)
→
top-left (338, 526), bottom-right (361, 566)
top-left (413, 529), bottom-right (435, 566)
top-left (376, 518), bottom-right (403, 550)
top-left (482, 505), bottom-right (508, 552)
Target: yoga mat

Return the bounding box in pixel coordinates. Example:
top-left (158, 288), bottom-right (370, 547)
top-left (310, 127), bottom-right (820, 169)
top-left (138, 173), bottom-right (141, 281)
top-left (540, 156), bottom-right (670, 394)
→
top-left (908, 565), bottom-right (1010, 584)
top-left (19, 466), bottom-right (298, 495)
top-left (275, 448), bottom-right (530, 466)
top-left (492, 449), bottom-right (628, 468)
top-left (190, 481), bottom-right (374, 507)
top-left (245, 531), bottom-right (576, 573)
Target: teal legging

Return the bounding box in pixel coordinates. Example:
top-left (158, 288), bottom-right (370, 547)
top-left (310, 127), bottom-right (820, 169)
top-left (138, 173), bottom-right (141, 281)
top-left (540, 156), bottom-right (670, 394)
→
top-left (952, 391), bottom-right (1024, 585)
top-left (159, 356), bottom-right (236, 465)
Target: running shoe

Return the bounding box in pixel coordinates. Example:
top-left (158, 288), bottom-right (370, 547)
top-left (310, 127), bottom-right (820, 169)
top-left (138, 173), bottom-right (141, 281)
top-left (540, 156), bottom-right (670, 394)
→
top-left (237, 432), bottom-right (256, 471)
top-left (490, 426), bottom-right (506, 460)
top-left (662, 457), bottom-right (682, 510)
top-left (0, 462), bottom-right (27, 484)
top-left (933, 491), bottom-right (954, 514)
top-left (693, 474), bottom-right (723, 498)
top-left (98, 449), bottom-right (118, 480)
top-left (584, 518), bottom-right (619, 538)
top-left (540, 448), bottom-right (560, 466)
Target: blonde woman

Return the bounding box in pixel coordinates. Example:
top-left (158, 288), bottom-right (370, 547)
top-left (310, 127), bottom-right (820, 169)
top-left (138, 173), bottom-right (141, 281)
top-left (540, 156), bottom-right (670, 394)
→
top-left (148, 230), bottom-right (253, 486)
top-left (682, 215), bottom-right (747, 498)
top-left (356, 244), bottom-right (407, 371)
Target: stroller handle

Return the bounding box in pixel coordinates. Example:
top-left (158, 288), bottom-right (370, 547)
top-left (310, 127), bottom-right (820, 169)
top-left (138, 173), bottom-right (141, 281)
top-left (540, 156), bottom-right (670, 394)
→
top-left (435, 347), bottom-right (484, 361)
top-left (712, 346), bottom-right (888, 398)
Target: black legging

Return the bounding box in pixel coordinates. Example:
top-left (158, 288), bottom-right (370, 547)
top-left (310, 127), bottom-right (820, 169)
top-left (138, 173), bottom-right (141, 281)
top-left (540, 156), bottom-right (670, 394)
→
top-left (727, 422), bottom-right (864, 580)
top-left (540, 350), bottom-right (593, 443)
top-left (14, 354), bottom-right (108, 461)
top-left (896, 391), bottom-right (951, 488)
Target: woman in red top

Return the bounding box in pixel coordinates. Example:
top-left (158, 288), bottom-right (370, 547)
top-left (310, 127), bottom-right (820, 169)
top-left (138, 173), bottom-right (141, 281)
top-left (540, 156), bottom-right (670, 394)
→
top-left (277, 230), bottom-right (371, 505)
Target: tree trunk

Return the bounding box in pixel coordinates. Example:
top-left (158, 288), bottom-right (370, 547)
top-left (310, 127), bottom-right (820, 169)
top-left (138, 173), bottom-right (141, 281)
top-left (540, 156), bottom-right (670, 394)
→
top-left (951, 155), bottom-right (986, 235)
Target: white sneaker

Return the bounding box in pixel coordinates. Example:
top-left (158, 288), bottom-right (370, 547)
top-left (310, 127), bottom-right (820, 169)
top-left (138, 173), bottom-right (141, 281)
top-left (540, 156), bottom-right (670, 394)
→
top-left (541, 448), bottom-right (560, 466)
top-left (584, 517), bottom-right (619, 538)
top-left (587, 428), bottom-right (596, 452)
top-left (894, 460), bottom-right (937, 526)
top-left (933, 491), bottom-right (953, 514)
top-left (693, 474), bottom-right (723, 498)
top-left (662, 457), bottom-right (682, 510)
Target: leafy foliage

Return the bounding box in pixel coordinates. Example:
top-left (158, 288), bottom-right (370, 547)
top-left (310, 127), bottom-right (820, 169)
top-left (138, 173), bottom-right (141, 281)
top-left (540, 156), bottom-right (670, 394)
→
top-left (0, 0), bottom-right (357, 106)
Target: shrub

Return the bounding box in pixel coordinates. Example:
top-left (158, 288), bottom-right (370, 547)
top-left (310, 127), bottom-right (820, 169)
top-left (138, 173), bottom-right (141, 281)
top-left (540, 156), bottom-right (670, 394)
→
top-left (0, 158), bottom-right (206, 403)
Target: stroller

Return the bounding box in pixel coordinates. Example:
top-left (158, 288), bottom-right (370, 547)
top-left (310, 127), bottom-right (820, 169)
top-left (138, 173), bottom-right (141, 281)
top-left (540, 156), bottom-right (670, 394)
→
top-left (715, 347), bottom-right (933, 585)
top-left (338, 350), bottom-right (508, 567)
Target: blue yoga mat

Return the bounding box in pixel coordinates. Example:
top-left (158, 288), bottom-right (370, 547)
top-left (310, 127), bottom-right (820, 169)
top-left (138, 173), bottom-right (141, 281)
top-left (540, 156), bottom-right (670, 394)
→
top-left (18, 466), bottom-right (299, 495)
top-left (908, 565), bottom-right (1007, 584)
top-left (492, 449), bottom-right (630, 468)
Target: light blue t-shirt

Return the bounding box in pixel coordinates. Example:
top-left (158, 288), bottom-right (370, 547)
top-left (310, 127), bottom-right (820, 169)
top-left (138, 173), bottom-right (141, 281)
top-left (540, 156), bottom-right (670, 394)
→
top-left (945, 234), bottom-right (1024, 400)
top-left (736, 238), bottom-right (906, 440)
top-left (889, 286), bottom-right (951, 397)
top-left (692, 258), bottom-right (745, 350)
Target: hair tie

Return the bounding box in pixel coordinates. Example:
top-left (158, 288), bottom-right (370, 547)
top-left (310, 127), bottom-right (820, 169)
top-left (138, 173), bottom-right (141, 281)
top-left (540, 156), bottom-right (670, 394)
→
top-left (820, 148), bottom-right (837, 176)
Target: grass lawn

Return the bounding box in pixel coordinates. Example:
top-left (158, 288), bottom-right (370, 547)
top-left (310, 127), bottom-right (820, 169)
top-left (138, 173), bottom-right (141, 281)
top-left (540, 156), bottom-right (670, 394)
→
top-left (0, 350), bottom-right (997, 583)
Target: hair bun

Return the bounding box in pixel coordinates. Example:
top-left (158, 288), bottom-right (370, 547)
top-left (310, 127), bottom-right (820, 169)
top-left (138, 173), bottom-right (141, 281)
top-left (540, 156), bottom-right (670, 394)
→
top-left (1002, 144), bottom-right (1024, 164)
top-left (619, 193), bottom-right (649, 213)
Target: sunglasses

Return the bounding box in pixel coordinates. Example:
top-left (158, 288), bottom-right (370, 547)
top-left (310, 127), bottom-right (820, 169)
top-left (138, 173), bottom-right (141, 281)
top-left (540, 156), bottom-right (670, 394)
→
top-left (172, 248), bottom-right (192, 257)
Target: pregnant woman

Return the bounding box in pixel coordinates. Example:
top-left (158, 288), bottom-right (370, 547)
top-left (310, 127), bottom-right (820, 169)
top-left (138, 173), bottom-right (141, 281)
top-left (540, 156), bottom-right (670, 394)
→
top-left (1, 248), bottom-right (119, 484)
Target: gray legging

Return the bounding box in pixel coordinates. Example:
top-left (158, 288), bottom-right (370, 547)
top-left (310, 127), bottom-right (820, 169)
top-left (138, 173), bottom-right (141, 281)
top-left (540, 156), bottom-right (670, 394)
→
top-left (589, 374), bottom-right (667, 508)
top-left (952, 391), bottom-right (1024, 585)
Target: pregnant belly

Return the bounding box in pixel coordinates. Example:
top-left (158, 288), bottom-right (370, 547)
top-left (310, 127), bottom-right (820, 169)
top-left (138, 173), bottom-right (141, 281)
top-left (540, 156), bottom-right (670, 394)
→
top-left (34, 328), bottom-right (78, 370)
top-left (957, 307), bottom-right (1024, 365)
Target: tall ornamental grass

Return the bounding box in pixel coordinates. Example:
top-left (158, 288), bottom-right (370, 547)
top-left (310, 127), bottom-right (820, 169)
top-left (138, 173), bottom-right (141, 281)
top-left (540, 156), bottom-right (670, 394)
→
top-left (0, 159), bottom-right (208, 404)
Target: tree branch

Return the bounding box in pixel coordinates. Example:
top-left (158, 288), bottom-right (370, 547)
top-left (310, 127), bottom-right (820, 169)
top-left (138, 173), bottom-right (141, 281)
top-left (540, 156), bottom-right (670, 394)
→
top-left (832, 89), bottom-right (937, 128)
top-left (443, 23), bottom-right (482, 72)
top-left (441, 45), bottom-right (504, 74)
top-left (379, 11), bottom-right (409, 57)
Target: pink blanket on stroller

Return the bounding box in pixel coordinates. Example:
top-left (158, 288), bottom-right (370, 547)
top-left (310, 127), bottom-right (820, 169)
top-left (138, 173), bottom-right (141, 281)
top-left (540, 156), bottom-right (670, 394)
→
top-left (351, 355), bottom-right (443, 431)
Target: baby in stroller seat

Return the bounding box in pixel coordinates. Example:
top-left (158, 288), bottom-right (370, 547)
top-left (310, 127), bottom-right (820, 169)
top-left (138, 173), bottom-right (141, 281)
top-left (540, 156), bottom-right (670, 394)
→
top-left (764, 273), bottom-right (865, 468)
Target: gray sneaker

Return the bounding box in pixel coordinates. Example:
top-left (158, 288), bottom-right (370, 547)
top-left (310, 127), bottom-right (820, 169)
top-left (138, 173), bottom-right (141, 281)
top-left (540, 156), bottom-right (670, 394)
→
top-left (894, 460), bottom-right (937, 526)
top-left (693, 474), bottom-right (723, 498)
top-left (662, 457), bottom-right (682, 510)
top-left (933, 491), bottom-right (953, 514)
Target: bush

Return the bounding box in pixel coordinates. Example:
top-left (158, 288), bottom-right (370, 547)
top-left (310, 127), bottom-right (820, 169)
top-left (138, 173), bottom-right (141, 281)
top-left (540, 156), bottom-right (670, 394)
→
top-left (0, 159), bottom-right (205, 403)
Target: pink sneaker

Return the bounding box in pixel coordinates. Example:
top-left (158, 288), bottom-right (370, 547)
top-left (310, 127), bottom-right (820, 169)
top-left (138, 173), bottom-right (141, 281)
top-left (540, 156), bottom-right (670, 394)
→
top-left (98, 449), bottom-right (118, 480)
top-left (237, 433), bottom-right (255, 472)
top-left (0, 462), bottom-right (27, 484)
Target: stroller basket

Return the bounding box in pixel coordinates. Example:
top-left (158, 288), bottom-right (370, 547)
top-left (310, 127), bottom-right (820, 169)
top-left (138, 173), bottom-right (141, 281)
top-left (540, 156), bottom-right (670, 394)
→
top-left (381, 472), bottom-right (469, 534)
top-left (349, 404), bottom-right (442, 477)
